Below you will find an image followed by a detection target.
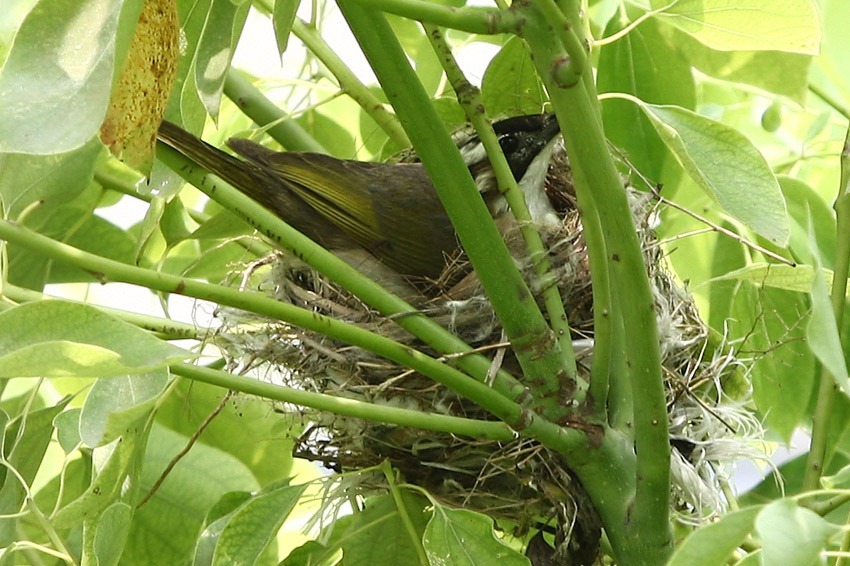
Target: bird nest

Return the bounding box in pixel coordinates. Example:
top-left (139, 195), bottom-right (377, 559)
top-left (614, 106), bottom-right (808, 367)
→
top-left (212, 143), bottom-right (760, 564)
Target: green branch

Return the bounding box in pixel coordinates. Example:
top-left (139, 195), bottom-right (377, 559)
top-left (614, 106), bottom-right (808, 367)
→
top-left (423, 23), bottom-right (580, 405)
top-left (223, 69), bottom-right (327, 153)
top-left (171, 363), bottom-right (513, 440)
top-left (0, 217), bottom-right (537, 430)
top-left (520, 2), bottom-right (671, 563)
top-left (337, 0), bottom-right (574, 422)
top-left (349, 0), bottom-right (517, 35)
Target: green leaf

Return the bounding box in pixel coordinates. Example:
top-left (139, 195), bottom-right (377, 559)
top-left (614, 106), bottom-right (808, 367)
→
top-left (423, 506), bottom-right (529, 566)
top-left (0, 301), bottom-right (190, 378)
top-left (155, 380), bottom-right (296, 487)
top-left (190, 209), bottom-right (250, 241)
top-left (273, 0), bottom-right (299, 54)
top-left (667, 506), bottom-right (760, 566)
top-left (279, 541), bottom-right (335, 566)
top-left (0, 398), bottom-right (70, 546)
top-left (122, 425), bottom-right (260, 566)
top-left (481, 37), bottom-right (547, 117)
top-left (636, 102), bottom-right (789, 245)
top-left (658, 26), bottom-right (812, 103)
top-left (709, 263), bottom-right (820, 294)
top-left (597, 17), bottom-right (695, 186)
top-left (821, 463), bottom-right (850, 489)
top-left (781, 176), bottom-right (837, 268)
top-left (88, 501), bottom-right (134, 566)
top-left (194, 0), bottom-right (250, 120)
top-left (80, 369), bottom-right (170, 447)
top-left (651, 0), bottom-right (820, 54)
top-left (52, 428), bottom-right (141, 529)
top-left (54, 407), bottom-right (83, 453)
top-left (8, 207), bottom-right (137, 290)
top-left (197, 480), bottom-right (306, 566)
top-left (337, 492), bottom-right (430, 565)
top-left (707, 222), bottom-right (747, 331)
top-left (807, 226), bottom-right (849, 396)
top-left (756, 499), bottom-right (838, 566)
top-left (192, 491), bottom-right (253, 566)
top-left (0, 0), bottom-right (137, 153)
top-left (0, 136), bottom-right (101, 217)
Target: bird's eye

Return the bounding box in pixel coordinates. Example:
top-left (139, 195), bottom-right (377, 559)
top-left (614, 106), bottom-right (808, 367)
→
top-left (498, 134), bottom-right (519, 154)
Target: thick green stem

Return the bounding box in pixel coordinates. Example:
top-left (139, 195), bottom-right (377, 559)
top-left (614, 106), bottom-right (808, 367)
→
top-left (223, 69), bottom-right (327, 153)
top-left (171, 363), bottom-right (512, 439)
top-left (338, 0), bottom-right (574, 423)
top-left (521, 3), bottom-right (670, 563)
top-left (348, 0), bottom-right (516, 34)
top-left (803, 126), bottom-right (850, 491)
top-left (423, 22), bottom-right (580, 403)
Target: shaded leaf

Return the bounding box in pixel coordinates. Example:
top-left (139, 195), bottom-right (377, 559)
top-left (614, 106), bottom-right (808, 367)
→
top-left (122, 425), bottom-right (260, 566)
top-left (87, 501), bottom-right (134, 566)
top-left (273, 0), bottom-right (299, 54)
top-left (0, 399), bottom-right (70, 545)
top-left (197, 480), bottom-right (305, 566)
top-left (424, 506), bottom-right (529, 566)
top-left (598, 17), bottom-right (695, 186)
top-left (338, 492), bottom-right (430, 565)
top-left (194, 0), bottom-right (250, 120)
top-left (482, 37), bottom-right (546, 118)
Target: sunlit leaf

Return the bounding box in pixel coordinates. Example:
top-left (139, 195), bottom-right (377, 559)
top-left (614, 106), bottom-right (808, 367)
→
top-left (0, 301), bottom-right (190, 378)
top-left (652, 0), bottom-right (820, 54)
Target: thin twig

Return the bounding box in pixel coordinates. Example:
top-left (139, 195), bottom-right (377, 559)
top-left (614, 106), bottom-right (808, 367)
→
top-left (136, 391), bottom-right (233, 508)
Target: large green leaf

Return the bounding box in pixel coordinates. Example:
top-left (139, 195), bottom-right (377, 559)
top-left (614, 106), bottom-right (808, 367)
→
top-left (658, 26), bottom-right (812, 103)
top-left (122, 425), bottom-right (260, 566)
top-left (636, 102), bottom-right (789, 246)
top-left (0, 301), bottom-right (190, 378)
top-left (336, 492), bottom-right (430, 565)
top-left (0, 0), bottom-right (142, 153)
top-left (651, 0), bottom-right (820, 54)
top-left (154, 379), bottom-right (296, 487)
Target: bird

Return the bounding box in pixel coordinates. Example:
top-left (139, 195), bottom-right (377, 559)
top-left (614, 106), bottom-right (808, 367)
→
top-left (156, 114), bottom-right (564, 295)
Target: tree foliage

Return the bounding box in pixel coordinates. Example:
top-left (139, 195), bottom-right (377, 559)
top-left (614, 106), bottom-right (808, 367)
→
top-left (0, 0), bottom-right (848, 565)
